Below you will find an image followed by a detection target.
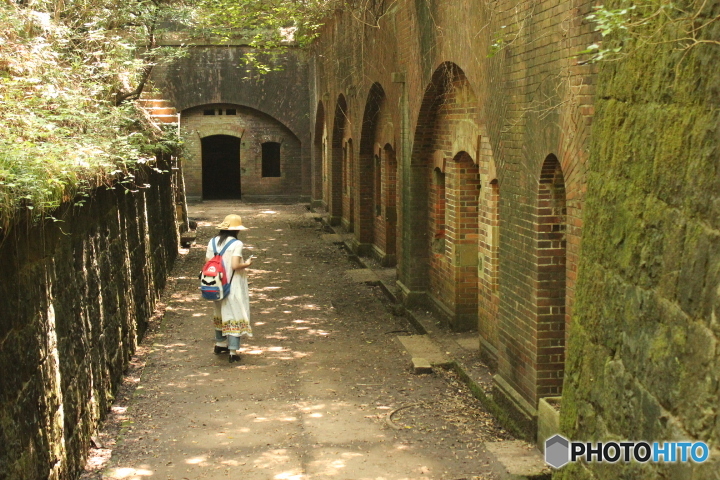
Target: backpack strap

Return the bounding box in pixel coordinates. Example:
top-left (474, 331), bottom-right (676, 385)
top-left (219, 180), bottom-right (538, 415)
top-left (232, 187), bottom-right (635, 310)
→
top-left (218, 238), bottom-right (238, 256)
top-left (216, 238), bottom-right (239, 286)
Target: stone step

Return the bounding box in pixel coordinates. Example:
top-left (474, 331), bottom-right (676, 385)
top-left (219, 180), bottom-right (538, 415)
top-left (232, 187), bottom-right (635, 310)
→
top-left (484, 441), bottom-right (551, 480)
top-left (138, 97), bottom-right (172, 105)
top-left (138, 92), bottom-right (167, 100)
top-left (149, 114), bottom-right (180, 124)
top-left (144, 107), bottom-right (177, 116)
top-left (396, 335), bottom-right (451, 367)
top-left (344, 268), bottom-right (381, 285)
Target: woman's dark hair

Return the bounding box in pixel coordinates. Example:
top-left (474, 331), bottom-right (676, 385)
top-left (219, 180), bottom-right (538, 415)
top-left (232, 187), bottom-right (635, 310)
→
top-left (217, 230), bottom-right (239, 247)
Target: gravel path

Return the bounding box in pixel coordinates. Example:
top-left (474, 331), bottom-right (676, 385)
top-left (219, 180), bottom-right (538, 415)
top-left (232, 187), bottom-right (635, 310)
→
top-left (81, 202), bottom-right (511, 480)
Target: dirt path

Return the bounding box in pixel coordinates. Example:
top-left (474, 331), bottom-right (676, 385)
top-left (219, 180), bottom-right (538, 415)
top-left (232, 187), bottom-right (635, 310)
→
top-left (83, 202), bottom-right (511, 480)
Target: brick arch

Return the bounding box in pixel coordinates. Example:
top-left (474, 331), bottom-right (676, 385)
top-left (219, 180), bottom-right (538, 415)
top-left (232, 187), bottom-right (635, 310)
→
top-left (401, 62), bottom-right (481, 331)
top-left (329, 95), bottom-right (348, 224)
top-left (257, 134), bottom-right (285, 144)
top-left (185, 102), bottom-right (301, 140)
top-left (354, 83), bottom-right (386, 255)
top-left (314, 101), bottom-right (326, 207)
top-left (196, 125), bottom-right (245, 139)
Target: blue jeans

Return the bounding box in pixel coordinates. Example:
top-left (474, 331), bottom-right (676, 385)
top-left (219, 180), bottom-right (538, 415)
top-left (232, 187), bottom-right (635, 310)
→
top-left (215, 329), bottom-right (241, 350)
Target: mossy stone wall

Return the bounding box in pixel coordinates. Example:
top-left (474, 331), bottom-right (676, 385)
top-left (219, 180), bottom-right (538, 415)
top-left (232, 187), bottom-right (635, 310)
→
top-left (0, 161), bottom-right (178, 480)
top-left (559, 2), bottom-right (720, 477)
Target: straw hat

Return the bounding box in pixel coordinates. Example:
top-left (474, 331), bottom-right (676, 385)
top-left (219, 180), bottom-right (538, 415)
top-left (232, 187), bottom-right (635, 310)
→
top-left (216, 214), bottom-right (247, 230)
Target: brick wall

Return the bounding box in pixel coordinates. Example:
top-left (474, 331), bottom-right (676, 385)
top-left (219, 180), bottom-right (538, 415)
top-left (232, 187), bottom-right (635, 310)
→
top-left (310, 0), bottom-right (599, 435)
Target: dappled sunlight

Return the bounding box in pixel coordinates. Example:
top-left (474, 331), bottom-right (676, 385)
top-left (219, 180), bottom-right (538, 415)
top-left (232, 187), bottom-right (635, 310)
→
top-left (246, 267), bottom-right (274, 275)
top-left (250, 414), bottom-right (298, 424)
top-left (308, 451), bottom-right (364, 476)
top-left (274, 470), bottom-right (304, 480)
top-left (185, 456), bottom-right (207, 465)
top-left (104, 467), bottom-right (153, 479)
top-left (235, 344), bottom-right (310, 360)
top-left (152, 342), bottom-right (187, 350)
top-left (254, 448), bottom-right (294, 470)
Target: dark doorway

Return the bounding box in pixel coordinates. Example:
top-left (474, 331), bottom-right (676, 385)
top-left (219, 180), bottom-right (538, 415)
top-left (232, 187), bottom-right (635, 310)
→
top-left (202, 135), bottom-right (241, 199)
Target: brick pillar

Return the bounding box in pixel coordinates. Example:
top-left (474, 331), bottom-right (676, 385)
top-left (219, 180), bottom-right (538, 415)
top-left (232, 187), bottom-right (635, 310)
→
top-left (312, 104), bottom-right (325, 207)
top-left (446, 152), bottom-right (480, 331)
top-left (381, 146), bottom-right (398, 265)
top-left (342, 140), bottom-right (355, 232)
top-left (478, 179), bottom-right (500, 363)
top-left (330, 142), bottom-right (343, 224)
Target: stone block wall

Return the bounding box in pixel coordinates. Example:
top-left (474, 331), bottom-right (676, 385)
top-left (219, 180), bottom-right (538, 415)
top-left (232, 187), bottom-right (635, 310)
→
top-left (0, 160), bottom-right (178, 480)
top-left (557, 1), bottom-right (720, 477)
top-left (153, 45), bottom-right (312, 203)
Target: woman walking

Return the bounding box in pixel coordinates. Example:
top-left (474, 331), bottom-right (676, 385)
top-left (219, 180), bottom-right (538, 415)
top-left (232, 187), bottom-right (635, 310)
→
top-left (206, 214), bottom-right (253, 363)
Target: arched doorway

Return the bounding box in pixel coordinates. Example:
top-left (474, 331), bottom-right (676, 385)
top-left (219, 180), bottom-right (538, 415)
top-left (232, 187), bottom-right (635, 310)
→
top-left (202, 135), bottom-right (241, 199)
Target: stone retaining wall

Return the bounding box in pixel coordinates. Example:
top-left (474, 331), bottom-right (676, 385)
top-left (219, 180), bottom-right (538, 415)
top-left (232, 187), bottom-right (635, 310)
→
top-left (558, 2), bottom-right (720, 477)
top-left (0, 158), bottom-right (178, 480)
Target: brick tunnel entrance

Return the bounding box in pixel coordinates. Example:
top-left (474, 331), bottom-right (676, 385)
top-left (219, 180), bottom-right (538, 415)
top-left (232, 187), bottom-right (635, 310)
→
top-left (201, 134), bottom-right (241, 199)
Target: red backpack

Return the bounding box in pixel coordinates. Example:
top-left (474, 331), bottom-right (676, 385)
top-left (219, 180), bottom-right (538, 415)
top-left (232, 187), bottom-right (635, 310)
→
top-left (199, 238), bottom-right (237, 300)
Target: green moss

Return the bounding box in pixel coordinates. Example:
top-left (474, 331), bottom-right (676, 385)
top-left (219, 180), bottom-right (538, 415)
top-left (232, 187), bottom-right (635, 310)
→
top-left (569, 2), bottom-right (720, 476)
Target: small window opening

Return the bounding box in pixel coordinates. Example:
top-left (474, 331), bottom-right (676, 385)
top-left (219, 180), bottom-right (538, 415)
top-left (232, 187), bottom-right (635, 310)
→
top-left (262, 142), bottom-right (282, 177)
top-left (226, 109), bottom-right (237, 115)
top-left (203, 109), bottom-right (216, 116)
top-left (374, 154), bottom-right (381, 217)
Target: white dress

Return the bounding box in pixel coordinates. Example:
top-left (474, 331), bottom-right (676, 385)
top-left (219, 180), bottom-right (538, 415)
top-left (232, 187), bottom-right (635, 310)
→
top-left (206, 237), bottom-right (252, 337)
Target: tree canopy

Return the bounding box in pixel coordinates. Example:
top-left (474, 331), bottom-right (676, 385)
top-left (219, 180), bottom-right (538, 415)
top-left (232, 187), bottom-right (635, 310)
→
top-left (0, 0), bottom-right (357, 231)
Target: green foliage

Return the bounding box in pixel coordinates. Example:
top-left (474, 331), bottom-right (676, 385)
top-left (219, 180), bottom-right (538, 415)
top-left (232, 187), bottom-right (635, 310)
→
top-left (194, 0), bottom-right (332, 47)
top-left (190, 0), bottom-right (389, 70)
top-left (582, 0), bottom-right (720, 63)
top-left (0, 1), bottom-right (181, 232)
top-left (0, 0), bottom-right (373, 231)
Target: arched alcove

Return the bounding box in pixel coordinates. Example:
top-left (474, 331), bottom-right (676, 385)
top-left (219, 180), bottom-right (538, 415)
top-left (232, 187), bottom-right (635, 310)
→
top-left (536, 154), bottom-right (567, 398)
top-left (355, 83), bottom-right (386, 254)
top-left (402, 61), bottom-right (481, 331)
